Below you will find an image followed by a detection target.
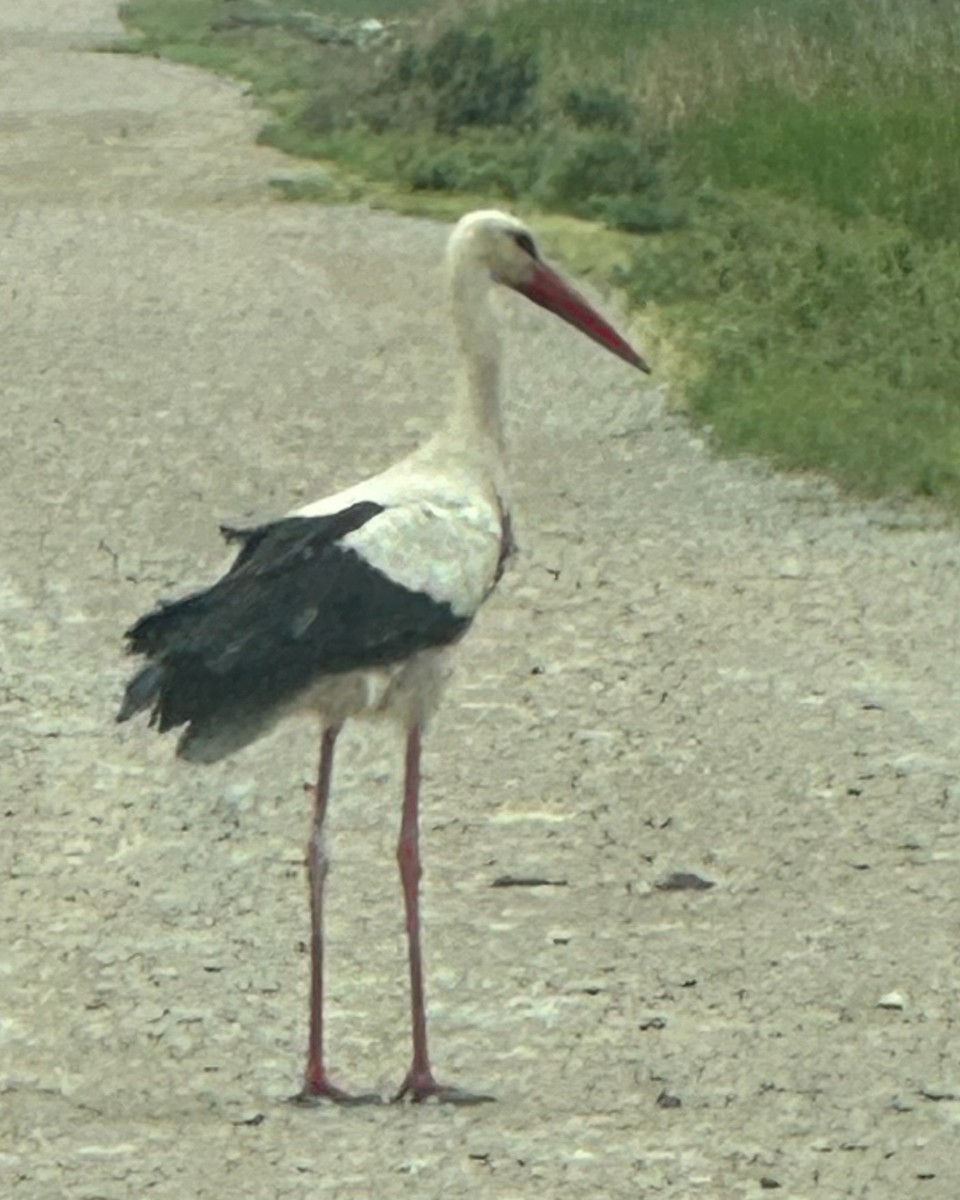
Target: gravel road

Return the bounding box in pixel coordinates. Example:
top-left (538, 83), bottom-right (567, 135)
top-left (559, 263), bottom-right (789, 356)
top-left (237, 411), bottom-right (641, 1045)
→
top-left (2, 4), bottom-right (959, 1197)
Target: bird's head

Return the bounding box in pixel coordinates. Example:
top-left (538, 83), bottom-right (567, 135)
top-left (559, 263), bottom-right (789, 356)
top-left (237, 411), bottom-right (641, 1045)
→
top-left (448, 210), bottom-right (650, 373)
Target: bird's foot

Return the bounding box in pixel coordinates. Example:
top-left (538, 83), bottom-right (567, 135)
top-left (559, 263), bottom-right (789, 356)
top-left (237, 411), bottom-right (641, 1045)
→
top-left (290, 1075), bottom-right (382, 1106)
top-left (393, 1070), bottom-right (495, 1105)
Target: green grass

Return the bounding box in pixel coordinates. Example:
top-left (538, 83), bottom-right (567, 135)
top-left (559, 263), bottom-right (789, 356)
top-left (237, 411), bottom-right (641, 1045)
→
top-left (620, 192), bottom-right (960, 505)
top-left (678, 84), bottom-right (960, 242)
top-left (116, 0), bottom-right (960, 515)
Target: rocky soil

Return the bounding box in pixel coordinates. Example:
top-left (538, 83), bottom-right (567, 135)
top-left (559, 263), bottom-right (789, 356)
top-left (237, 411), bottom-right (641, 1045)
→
top-left (2, 4), bottom-right (959, 1197)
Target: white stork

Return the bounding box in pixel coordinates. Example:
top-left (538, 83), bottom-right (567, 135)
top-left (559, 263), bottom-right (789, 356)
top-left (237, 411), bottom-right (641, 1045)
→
top-left (118, 209), bottom-right (649, 1105)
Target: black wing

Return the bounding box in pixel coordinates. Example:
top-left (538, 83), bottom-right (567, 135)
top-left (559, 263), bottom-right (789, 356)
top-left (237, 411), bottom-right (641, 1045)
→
top-left (117, 500), bottom-right (471, 760)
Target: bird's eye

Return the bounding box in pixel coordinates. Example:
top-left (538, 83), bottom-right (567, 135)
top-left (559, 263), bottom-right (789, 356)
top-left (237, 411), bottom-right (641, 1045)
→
top-left (512, 231), bottom-right (539, 260)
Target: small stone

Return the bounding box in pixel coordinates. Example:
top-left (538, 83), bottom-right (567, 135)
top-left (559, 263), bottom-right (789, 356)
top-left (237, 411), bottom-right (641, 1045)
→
top-left (655, 871), bottom-right (715, 892)
top-left (877, 991), bottom-right (906, 1010)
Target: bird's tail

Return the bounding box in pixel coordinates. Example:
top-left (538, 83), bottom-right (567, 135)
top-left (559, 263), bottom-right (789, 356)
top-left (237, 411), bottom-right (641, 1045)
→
top-left (117, 597), bottom-right (282, 762)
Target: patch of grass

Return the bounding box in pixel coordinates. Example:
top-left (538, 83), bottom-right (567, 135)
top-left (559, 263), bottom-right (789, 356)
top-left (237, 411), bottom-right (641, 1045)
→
top-left (117, 1), bottom-right (337, 104)
top-left (261, 124), bottom-right (544, 200)
top-left (620, 192), bottom-right (960, 505)
top-left (116, 0), bottom-right (436, 127)
top-left (678, 83), bottom-right (960, 243)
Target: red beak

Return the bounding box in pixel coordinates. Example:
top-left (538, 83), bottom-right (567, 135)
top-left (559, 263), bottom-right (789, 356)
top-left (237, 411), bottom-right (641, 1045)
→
top-left (511, 261), bottom-right (650, 373)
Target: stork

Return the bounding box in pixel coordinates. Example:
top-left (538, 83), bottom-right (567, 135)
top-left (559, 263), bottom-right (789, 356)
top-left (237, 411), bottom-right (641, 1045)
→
top-left (117, 210), bottom-right (649, 1105)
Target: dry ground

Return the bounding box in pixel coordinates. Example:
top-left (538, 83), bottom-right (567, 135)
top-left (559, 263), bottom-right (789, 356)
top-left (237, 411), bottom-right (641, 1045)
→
top-left (1, 4), bottom-right (959, 1197)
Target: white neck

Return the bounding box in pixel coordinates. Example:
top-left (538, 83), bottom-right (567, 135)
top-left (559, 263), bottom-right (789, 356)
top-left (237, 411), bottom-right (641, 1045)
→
top-left (446, 260), bottom-right (504, 452)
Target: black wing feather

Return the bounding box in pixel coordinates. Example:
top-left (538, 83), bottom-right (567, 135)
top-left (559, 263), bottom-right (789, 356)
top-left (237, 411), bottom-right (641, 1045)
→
top-left (118, 501), bottom-right (471, 754)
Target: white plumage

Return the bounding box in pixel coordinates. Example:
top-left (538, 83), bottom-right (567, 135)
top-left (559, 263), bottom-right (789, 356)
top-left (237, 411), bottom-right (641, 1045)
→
top-left (119, 209), bottom-right (648, 1104)
top-left (336, 492), bottom-right (503, 617)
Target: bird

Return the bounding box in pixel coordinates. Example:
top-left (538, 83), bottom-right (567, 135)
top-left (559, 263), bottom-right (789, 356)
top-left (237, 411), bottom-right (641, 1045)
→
top-left (117, 209), bottom-right (649, 1105)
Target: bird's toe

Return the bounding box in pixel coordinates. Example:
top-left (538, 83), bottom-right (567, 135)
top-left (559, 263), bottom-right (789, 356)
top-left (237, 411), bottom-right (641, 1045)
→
top-left (393, 1071), bottom-right (495, 1105)
top-left (290, 1081), bottom-right (382, 1107)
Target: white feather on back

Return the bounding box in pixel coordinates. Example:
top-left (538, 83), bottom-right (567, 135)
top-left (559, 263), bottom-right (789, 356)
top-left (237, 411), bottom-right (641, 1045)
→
top-left (292, 439), bottom-right (506, 618)
top-left (340, 497), bottom-right (501, 617)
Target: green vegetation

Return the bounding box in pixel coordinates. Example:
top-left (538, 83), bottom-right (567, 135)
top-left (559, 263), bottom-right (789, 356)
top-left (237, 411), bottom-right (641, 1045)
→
top-left (117, 0), bottom-right (960, 513)
top-left (621, 193), bottom-right (960, 504)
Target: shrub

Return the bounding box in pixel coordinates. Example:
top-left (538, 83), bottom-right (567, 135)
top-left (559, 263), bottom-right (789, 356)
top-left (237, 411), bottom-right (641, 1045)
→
top-left (590, 195), bottom-right (689, 234)
top-left (535, 134), bottom-right (668, 223)
top-left (363, 28), bottom-right (539, 135)
top-left (560, 85), bottom-right (633, 131)
top-left (400, 131), bottom-right (545, 197)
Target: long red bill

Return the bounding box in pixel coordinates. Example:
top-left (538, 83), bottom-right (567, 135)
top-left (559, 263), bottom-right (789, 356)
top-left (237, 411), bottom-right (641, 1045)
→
top-left (513, 261), bottom-right (650, 373)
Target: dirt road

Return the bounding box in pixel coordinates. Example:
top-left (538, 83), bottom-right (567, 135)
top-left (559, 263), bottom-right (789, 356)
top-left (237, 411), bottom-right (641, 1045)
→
top-left (2, 4), bottom-right (959, 1197)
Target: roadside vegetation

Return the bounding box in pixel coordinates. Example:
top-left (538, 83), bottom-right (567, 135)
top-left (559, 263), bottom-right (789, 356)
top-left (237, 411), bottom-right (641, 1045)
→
top-left (118, 0), bottom-right (960, 513)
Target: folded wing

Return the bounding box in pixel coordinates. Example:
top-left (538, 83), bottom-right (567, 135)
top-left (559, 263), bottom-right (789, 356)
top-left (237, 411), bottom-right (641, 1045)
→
top-left (117, 500), bottom-right (474, 759)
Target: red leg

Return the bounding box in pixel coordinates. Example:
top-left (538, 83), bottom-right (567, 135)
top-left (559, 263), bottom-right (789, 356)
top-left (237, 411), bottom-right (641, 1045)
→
top-left (295, 724), bottom-right (379, 1105)
top-left (393, 726), bottom-right (493, 1104)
